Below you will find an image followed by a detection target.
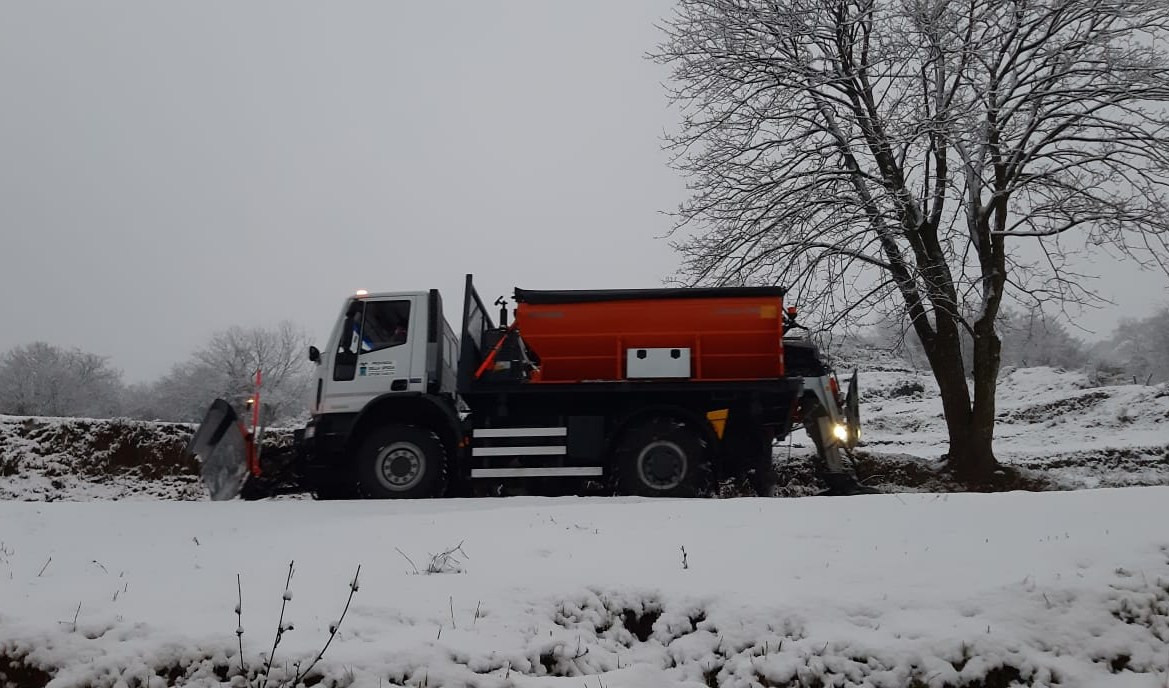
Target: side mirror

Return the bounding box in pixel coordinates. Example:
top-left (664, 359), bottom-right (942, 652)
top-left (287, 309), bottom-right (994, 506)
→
top-left (308, 345), bottom-right (321, 364)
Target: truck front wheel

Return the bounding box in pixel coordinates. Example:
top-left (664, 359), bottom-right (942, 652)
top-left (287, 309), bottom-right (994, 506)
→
top-left (615, 417), bottom-right (708, 497)
top-left (356, 425), bottom-right (446, 499)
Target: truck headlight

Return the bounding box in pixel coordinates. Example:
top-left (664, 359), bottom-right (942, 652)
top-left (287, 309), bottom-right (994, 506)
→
top-left (831, 423), bottom-right (849, 443)
top-left (304, 425), bottom-right (316, 440)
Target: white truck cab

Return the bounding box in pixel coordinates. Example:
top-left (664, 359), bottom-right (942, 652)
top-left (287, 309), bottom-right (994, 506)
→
top-left (313, 290), bottom-right (458, 416)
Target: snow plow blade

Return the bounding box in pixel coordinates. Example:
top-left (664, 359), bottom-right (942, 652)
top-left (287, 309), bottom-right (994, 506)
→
top-left (184, 398), bottom-right (251, 501)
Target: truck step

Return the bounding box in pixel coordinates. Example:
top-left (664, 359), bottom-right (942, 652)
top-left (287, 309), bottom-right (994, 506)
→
top-left (473, 427), bottom-right (567, 438)
top-left (472, 446), bottom-right (567, 456)
top-left (470, 467), bottom-right (604, 478)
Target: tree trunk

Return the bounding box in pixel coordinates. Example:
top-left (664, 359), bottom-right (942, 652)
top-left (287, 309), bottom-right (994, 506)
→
top-left (921, 319), bottom-right (1003, 485)
top-left (960, 320), bottom-right (1004, 484)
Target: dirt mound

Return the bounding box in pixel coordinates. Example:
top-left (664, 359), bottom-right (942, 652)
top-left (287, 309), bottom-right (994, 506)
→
top-left (0, 416), bottom-right (201, 500)
top-left (0, 415), bottom-right (292, 501)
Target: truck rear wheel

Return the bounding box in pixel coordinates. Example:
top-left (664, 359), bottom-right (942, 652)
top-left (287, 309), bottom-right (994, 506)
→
top-left (356, 425), bottom-right (446, 499)
top-left (615, 416), bottom-right (708, 497)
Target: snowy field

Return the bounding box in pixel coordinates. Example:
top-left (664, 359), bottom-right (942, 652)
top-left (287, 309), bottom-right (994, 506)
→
top-left (2, 492), bottom-right (1169, 687)
top-left (838, 366), bottom-right (1169, 490)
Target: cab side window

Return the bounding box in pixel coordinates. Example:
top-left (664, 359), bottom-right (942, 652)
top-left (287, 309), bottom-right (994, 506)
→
top-left (359, 300), bottom-right (411, 353)
top-left (342, 307), bottom-right (363, 354)
top-left (333, 299), bottom-right (364, 382)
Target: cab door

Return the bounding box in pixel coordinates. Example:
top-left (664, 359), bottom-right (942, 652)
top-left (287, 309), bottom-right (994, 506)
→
top-left (322, 296), bottom-right (422, 414)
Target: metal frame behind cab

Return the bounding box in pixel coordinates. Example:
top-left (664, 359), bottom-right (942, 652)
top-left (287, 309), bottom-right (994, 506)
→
top-left (425, 289), bottom-right (458, 396)
top-left (457, 274), bottom-right (496, 393)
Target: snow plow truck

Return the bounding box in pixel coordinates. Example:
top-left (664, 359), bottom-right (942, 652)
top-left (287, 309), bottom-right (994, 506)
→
top-left (185, 275), bottom-right (863, 500)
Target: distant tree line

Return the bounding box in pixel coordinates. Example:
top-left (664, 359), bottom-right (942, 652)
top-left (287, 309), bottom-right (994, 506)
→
top-left (0, 321), bottom-right (314, 425)
top-left (838, 305), bottom-right (1169, 385)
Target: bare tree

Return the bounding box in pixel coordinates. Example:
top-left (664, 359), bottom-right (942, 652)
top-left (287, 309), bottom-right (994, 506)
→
top-left (0, 342), bottom-right (123, 418)
top-left (836, 301), bottom-right (1088, 372)
top-left (997, 305), bottom-right (1087, 370)
top-left (134, 322), bottom-right (313, 425)
top-left (1094, 306), bottom-right (1169, 384)
top-left (193, 321), bottom-right (312, 421)
top-left (656, 0), bottom-right (1169, 481)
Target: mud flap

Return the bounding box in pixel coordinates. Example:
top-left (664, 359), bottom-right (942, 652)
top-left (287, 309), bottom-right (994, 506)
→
top-left (184, 399), bottom-right (251, 501)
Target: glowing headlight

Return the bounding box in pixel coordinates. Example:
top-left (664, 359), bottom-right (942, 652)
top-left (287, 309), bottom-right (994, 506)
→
top-left (832, 423), bottom-right (849, 443)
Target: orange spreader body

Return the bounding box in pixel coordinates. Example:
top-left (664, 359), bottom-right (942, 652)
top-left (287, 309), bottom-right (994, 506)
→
top-left (514, 295), bottom-right (786, 383)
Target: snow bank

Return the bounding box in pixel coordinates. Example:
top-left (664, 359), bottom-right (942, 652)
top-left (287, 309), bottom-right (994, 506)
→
top-left (0, 416), bottom-right (297, 502)
top-left (1, 491), bottom-right (1167, 686)
top-left (853, 367), bottom-right (1169, 489)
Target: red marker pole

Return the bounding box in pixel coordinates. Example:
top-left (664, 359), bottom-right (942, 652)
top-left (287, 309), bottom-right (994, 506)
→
top-left (251, 369), bottom-right (262, 433)
top-left (248, 369), bottom-right (263, 477)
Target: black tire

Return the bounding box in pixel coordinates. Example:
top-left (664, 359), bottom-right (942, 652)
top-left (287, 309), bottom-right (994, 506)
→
top-left (355, 425), bottom-right (446, 499)
top-left (615, 416), bottom-right (709, 497)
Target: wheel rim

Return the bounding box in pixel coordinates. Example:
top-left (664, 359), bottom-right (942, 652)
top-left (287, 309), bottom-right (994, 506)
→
top-left (374, 441), bottom-right (425, 491)
top-left (637, 439), bottom-right (687, 491)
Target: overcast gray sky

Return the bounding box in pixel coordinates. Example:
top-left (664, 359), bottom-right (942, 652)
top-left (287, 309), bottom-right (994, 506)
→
top-left (1, 2), bottom-right (1165, 382)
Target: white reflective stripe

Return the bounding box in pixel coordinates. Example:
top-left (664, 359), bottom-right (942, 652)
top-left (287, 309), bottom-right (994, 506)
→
top-left (472, 427), bottom-right (568, 438)
top-left (470, 467), bottom-right (604, 478)
top-left (471, 446), bottom-right (567, 456)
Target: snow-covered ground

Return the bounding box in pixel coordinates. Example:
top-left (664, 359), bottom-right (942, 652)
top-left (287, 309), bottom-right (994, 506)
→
top-left (2, 492), bottom-right (1168, 687)
top-left (2, 366), bottom-right (1168, 686)
top-left (847, 366), bottom-right (1169, 489)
